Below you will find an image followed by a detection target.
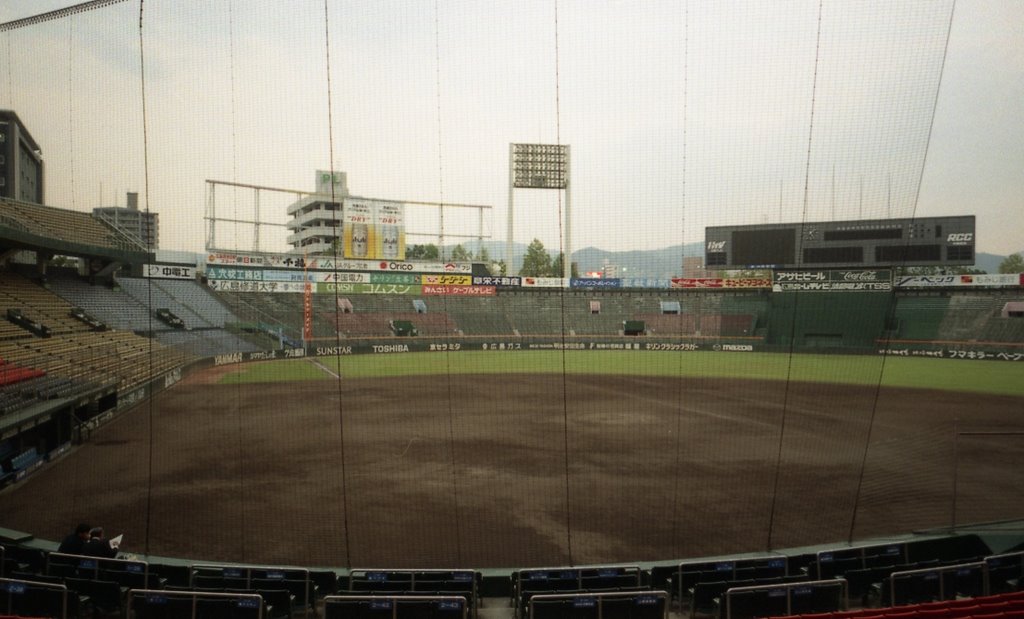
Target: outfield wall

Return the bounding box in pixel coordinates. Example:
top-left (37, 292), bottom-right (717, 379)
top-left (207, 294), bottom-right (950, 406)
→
top-left (207, 335), bottom-right (1024, 368)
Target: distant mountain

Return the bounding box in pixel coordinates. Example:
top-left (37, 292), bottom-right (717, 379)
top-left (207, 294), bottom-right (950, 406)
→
top-left (571, 244), bottom-right (704, 279)
top-left (975, 252), bottom-right (1009, 274)
top-left (441, 240), bottom-right (701, 278)
top-left (436, 240), bottom-right (1014, 277)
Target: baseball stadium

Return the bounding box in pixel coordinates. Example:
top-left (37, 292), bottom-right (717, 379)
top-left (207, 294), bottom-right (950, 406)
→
top-left (0, 2), bottom-right (1022, 619)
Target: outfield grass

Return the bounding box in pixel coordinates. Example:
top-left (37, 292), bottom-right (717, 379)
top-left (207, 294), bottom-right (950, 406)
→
top-left (217, 350), bottom-right (1024, 397)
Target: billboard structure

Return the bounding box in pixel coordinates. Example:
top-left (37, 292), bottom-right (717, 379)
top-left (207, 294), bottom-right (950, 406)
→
top-left (508, 143), bottom-right (572, 279)
top-left (204, 171), bottom-right (490, 256)
top-left (337, 199), bottom-right (407, 260)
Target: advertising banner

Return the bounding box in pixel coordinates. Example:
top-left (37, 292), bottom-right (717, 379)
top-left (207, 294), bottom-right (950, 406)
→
top-left (319, 272), bottom-right (371, 284)
top-left (207, 251), bottom-right (471, 273)
top-left (374, 201), bottom-right (406, 260)
top-left (671, 278), bottom-right (723, 288)
top-left (207, 280), bottom-right (306, 293)
top-left (877, 347), bottom-right (1024, 362)
top-left (422, 285), bottom-right (496, 296)
top-left (571, 278), bottom-right (622, 288)
top-left (895, 273), bottom-right (1022, 288)
top-left (723, 278), bottom-right (772, 288)
top-left (421, 274), bottom-right (471, 286)
top-left (316, 282), bottom-right (422, 295)
top-left (621, 278), bottom-right (672, 289)
top-left (263, 270), bottom-right (318, 283)
top-left (207, 252), bottom-right (317, 269)
top-left (521, 277), bottom-right (566, 288)
top-left (370, 272), bottom-right (420, 284)
top-left (143, 264), bottom-right (195, 280)
top-left (206, 266), bottom-right (262, 281)
top-left (302, 282), bottom-right (313, 341)
top-left (206, 251), bottom-right (270, 266)
top-left (473, 275), bottom-right (522, 287)
top-left (773, 269), bottom-right (892, 292)
top-left (342, 199), bottom-right (374, 260)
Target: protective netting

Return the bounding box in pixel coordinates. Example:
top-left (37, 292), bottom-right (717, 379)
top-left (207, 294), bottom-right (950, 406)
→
top-left (0, 0), bottom-right (1021, 571)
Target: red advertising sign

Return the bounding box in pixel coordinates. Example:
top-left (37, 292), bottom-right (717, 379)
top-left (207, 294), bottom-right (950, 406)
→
top-left (422, 285), bottom-right (496, 296)
top-left (302, 282), bottom-right (313, 340)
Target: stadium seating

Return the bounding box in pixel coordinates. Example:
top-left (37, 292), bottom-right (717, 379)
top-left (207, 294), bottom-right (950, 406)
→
top-left (324, 595), bottom-right (469, 619)
top-left (345, 569), bottom-right (481, 612)
top-left (891, 296), bottom-right (950, 341)
top-left (0, 197), bottom-right (146, 251)
top-left (527, 590), bottom-right (667, 619)
top-left (768, 292), bottom-right (892, 349)
top-left (773, 590), bottom-right (1024, 619)
top-left (0, 577), bottom-right (75, 619)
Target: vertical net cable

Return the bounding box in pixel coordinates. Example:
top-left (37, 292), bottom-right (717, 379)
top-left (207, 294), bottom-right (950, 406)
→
top-left (136, 0), bottom-right (156, 557)
top-left (433, 0), bottom-right (464, 564)
top-left (669, 0), bottom-right (689, 553)
top-left (225, 0), bottom-right (249, 561)
top-left (322, 0), bottom-right (353, 568)
top-left (766, 0), bottom-right (825, 551)
top-left (848, 0), bottom-right (959, 543)
top-left (67, 20), bottom-right (75, 211)
top-left (550, 0), bottom-right (575, 566)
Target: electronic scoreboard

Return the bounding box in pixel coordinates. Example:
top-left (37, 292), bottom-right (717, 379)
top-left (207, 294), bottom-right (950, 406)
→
top-left (704, 216), bottom-right (975, 269)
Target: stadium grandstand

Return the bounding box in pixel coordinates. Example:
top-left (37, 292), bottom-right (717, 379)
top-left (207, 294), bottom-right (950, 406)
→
top-left (0, 1), bottom-right (1022, 619)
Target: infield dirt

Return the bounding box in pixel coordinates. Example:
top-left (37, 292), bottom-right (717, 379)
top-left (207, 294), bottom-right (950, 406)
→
top-left (1, 367), bottom-right (1021, 568)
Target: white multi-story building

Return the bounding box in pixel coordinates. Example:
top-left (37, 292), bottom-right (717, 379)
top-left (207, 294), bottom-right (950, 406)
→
top-left (285, 171), bottom-right (350, 254)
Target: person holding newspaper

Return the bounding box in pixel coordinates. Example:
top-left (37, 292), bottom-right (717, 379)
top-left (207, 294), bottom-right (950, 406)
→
top-left (80, 527), bottom-right (121, 558)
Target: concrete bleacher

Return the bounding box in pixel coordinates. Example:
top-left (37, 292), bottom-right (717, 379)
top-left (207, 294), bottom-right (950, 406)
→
top-left (154, 329), bottom-right (262, 357)
top-left (0, 197), bottom-right (145, 251)
top-left (149, 279), bottom-right (237, 327)
top-left (116, 277), bottom-right (216, 329)
top-left (0, 330), bottom-right (189, 394)
top-left (0, 270), bottom-right (191, 398)
top-left (767, 292), bottom-right (892, 349)
top-left (939, 294), bottom-right (1023, 342)
top-left (0, 271), bottom-right (94, 337)
top-left (47, 271), bottom-right (259, 356)
top-left (500, 290), bottom-right (567, 335)
top-left (45, 269), bottom-right (153, 331)
top-left (892, 295), bottom-right (951, 341)
top-left (444, 297), bottom-right (516, 335)
top-left (222, 292), bottom-right (308, 339)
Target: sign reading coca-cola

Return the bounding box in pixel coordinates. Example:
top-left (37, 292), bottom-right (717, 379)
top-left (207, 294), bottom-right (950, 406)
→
top-left (773, 269), bottom-right (892, 291)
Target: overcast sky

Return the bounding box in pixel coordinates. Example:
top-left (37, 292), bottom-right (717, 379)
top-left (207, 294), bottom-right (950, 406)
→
top-left (1, 0), bottom-right (1021, 258)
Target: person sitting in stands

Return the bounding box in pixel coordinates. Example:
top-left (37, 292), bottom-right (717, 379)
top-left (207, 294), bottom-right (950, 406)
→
top-left (57, 523), bottom-right (92, 555)
top-left (80, 527), bottom-right (118, 559)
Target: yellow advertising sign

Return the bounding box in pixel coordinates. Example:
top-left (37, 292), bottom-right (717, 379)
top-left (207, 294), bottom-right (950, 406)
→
top-left (421, 274), bottom-right (472, 286)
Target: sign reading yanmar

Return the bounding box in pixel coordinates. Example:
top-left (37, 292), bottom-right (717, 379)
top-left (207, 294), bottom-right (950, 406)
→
top-left (773, 269), bottom-right (892, 292)
top-left (206, 251), bottom-right (471, 273)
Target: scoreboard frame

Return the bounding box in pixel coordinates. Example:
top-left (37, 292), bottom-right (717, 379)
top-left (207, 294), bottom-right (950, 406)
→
top-left (704, 216), bottom-right (975, 269)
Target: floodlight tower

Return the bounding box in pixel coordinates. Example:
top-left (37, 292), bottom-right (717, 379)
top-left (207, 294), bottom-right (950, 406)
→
top-left (507, 143), bottom-right (571, 279)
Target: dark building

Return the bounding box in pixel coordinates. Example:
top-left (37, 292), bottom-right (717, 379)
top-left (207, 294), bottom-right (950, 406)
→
top-left (0, 110), bottom-right (44, 204)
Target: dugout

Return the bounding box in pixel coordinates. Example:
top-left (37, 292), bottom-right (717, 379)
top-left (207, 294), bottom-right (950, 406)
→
top-left (766, 292), bottom-right (893, 350)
